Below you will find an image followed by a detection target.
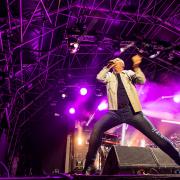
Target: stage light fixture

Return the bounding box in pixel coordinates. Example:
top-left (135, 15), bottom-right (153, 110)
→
top-left (149, 51), bottom-right (160, 58)
top-left (173, 95), bottom-right (180, 103)
top-left (77, 135), bottom-right (83, 146)
top-left (61, 93), bottom-right (67, 99)
top-left (54, 113), bottom-right (60, 117)
top-left (69, 107), bottom-right (75, 114)
top-left (98, 100), bottom-right (108, 111)
top-left (80, 87), bottom-right (87, 96)
top-left (68, 37), bottom-right (80, 53)
top-left (161, 94), bottom-right (180, 103)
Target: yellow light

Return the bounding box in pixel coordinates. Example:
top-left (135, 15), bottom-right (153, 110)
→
top-left (77, 136), bottom-right (83, 146)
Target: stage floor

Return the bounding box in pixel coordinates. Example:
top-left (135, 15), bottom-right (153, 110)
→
top-left (0, 174), bottom-right (180, 180)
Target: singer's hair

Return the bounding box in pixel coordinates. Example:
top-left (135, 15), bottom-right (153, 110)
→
top-left (113, 58), bottom-right (124, 64)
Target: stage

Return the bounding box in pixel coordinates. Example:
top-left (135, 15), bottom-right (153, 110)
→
top-left (0, 0), bottom-right (180, 179)
top-left (0, 174), bottom-right (180, 180)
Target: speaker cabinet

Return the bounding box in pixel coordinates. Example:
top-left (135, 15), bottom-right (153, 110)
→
top-left (102, 145), bottom-right (179, 175)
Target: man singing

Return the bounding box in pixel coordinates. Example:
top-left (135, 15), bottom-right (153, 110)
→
top-left (82, 54), bottom-right (180, 174)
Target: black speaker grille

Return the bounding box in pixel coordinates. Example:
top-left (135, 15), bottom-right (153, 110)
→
top-left (102, 146), bottom-right (180, 175)
top-left (114, 146), bottom-right (157, 167)
top-left (151, 148), bottom-right (178, 167)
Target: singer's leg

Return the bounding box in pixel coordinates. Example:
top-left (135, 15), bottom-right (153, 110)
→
top-left (128, 112), bottom-right (180, 165)
top-left (83, 111), bottom-right (122, 173)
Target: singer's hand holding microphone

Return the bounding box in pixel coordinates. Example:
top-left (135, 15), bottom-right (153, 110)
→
top-left (107, 59), bottom-right (116, 69)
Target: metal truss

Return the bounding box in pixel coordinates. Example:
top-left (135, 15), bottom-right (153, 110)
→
top-left (0, 0), bottom-right (179, 171)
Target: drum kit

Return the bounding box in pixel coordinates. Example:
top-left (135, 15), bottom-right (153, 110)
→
top-left (95, 132), bottom-right (121, 171)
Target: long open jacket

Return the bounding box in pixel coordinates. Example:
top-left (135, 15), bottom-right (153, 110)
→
top-left (96, 67), bottom-right (146, 112)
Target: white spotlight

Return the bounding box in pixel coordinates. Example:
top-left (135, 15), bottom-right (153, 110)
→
top-left (77, 135), bottom-right (83, 145)
top-left (61, 93), bottom-right (67, 98)
top-left (173, 95), bottom-right (180, 103)
top-left (140, 139), bottom-right (146, 147)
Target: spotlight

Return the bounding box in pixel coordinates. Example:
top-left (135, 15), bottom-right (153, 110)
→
top-left (173, 95), bottom-right (180, 103)
top-left (140, 139), bottom-right (146, 147)
top-left (120, 42), bottom-right (135, 53)
top-left (68, 37), bottom-right (80, 53)
top-left (80, 88), bottom-right (87, 96)
top-left (73, 42), bottom-right (79, 48)
top-left (77, 135), bottom-right (83, 146)
top-left (120, 47), bottom-right (125, 53)
top-left (61, 93), bottom-right (67, 99)
top-left (149, 51), bottom-right (160, 58)
top-left (54, 113), bottom-right (60, 117)
top-left (161, 94), bottom-right (180, 103)
top-left (69, 107), bottom-right (75, 114)
top-left (161, 95), bottom-right (173, 99)
top-left (98, 100), bottom-right (108, 111)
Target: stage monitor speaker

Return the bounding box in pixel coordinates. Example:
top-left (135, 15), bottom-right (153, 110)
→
top-left (102, 145), bottom-right (179, 175)
top-left (151, 148), bottom-right (179, 168)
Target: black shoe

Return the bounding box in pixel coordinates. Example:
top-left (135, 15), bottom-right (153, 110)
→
top-left (82, 165), bottom-right (97, 175)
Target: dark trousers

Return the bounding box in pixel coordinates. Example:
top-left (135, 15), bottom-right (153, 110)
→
top-left (84, 106), bottom-right (180, 169)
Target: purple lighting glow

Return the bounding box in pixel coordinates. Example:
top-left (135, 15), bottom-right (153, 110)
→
top-left (80, 88), bottom-right (87, 96)
top-left (69, 107), bottom-right (75, 114)
top-left (98, 100), bottom-right (108, 111)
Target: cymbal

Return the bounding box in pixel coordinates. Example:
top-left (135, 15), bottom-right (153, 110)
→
top-left (102, 140), bottom-right (120, 145)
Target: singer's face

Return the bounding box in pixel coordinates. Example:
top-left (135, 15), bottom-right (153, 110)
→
top-left (113, 59), bottom-right (125, 72)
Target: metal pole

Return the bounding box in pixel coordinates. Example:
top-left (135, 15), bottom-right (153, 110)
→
top-left (121, 123), bottom-right (128, 146)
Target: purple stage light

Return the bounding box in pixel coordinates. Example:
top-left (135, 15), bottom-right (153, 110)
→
top-left (73, 42), bottom-right (79, 48)
top-left (61, 93), bottom-right (67, 98)
top-left (69, 107), bottom-right (75, 114)
top-left (98, 100), bottom-right (108, 111)
top-left (80, 88), bottom-right (87, 96)
top-left (173, 95), bottom-right (180, 103)
top-left (54, 113), bottom-right (60, 117)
